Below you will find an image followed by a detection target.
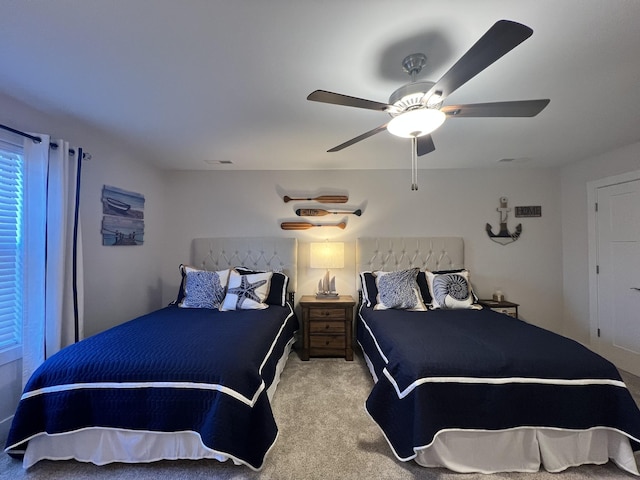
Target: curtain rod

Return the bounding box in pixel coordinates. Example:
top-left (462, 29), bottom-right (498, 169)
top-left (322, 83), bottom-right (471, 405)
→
top-left (0, 123), bottom-right (92, 160)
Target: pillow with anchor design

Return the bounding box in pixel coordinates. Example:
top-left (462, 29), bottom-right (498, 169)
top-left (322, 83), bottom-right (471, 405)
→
top-left (220, 269), bottom-right (272, 311)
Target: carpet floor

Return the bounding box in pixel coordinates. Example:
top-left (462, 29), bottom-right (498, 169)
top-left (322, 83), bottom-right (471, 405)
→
top-left (1, 351), bottom-right (639, 480)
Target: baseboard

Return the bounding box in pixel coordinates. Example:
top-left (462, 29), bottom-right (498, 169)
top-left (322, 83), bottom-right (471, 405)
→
top-left (0, 415), bottom-right (13, 447)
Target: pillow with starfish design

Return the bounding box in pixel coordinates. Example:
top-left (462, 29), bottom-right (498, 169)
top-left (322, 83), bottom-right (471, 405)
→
top-left (220, 269), bottom-right (272, 311)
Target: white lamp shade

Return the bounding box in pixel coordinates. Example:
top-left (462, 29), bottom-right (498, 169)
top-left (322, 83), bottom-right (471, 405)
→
top-left (387, 108), bottom-right (446, 138)
top-left (310, 242), bottom-right (344, 269)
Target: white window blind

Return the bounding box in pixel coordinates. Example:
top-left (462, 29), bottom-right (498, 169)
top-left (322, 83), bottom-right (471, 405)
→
top-left (0, 142), bottom-right (24, 360)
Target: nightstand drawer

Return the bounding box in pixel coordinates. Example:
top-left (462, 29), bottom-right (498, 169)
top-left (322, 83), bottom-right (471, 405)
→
top-left (309, 321), bottom-right (345, 334)
top-left (494, 307), bottom-right (517, 317)
top-left (310, 335), bottom-right (346, 349)
top-left (309, 308), bottom-right (346, 321)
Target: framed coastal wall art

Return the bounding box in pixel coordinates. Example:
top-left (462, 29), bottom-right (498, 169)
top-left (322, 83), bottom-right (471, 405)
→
top-left (101, 185), bottom-right (145, 246)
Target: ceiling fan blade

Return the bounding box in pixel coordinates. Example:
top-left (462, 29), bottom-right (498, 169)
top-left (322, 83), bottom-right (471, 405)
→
top-left (327, 123), bottom-right (388, 152)
top-left (442, 99), bottom-right (550, 117)
top-left (417, 134), bottom-right (436, 156)
top-left (429, 20), bottom-right (534, 100)
top-left (308, 90), bottom-right (391, 112)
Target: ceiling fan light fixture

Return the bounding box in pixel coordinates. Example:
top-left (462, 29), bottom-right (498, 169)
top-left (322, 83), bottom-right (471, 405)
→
top-left (387, 108), bottom-right (446, 138)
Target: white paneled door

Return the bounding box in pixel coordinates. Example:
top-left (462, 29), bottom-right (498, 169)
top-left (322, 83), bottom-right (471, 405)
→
top-left (596, 179), bottom-right (640, 376)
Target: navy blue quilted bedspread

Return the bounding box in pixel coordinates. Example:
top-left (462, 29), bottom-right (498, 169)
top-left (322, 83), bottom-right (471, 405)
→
top-left (5, 304), bottom-right (298, 469)
top-left (357, 305), bottom-right (640, 461)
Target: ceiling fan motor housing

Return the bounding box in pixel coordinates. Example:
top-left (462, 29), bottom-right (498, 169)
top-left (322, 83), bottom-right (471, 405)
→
top-left (388, 81), bottom-right (442, 116)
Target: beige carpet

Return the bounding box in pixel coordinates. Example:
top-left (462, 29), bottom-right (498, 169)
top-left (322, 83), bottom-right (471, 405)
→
top-left (1, 352), bottom-right (639, 480)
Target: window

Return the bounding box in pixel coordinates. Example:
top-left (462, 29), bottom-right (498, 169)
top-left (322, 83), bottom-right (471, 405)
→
top-left (0, 137), bottom-right (24, 365)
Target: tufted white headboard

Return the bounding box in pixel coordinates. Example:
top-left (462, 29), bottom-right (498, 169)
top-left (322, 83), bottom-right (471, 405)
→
top-left (191, 237), bottom-right (298, 293)
top-left (356, 237), bottom-right (464, 275)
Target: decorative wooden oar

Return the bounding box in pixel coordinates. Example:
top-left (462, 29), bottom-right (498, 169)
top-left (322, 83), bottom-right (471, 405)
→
top-left (295, 208), bottom-right (362, 217)
top-left (280, 221), bottom-right (347, 230)
top-left (283, 195), bottom-right (348, 203)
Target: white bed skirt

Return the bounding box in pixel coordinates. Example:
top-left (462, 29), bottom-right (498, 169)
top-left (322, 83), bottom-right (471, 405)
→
top-left (362, 350), bottom-right (640, 476)
top-left (414, 426), bottom-right (639, 475)
top-left (20, 337), bottom-right (295, 470)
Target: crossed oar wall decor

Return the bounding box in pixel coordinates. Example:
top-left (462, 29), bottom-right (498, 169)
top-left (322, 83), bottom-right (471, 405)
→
top-left (280, 193), bottom-right (363, 230)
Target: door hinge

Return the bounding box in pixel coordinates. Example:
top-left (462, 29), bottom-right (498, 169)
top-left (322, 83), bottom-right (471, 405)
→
top-left (595, 202), bottom-right (598, 212)
top-left (597, 328), bottom-right (601, 337)
top-left (596, 265), bottom-right (600, 274)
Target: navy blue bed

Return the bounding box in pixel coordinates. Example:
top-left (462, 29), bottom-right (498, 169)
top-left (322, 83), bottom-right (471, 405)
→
top-left (357, 304), bottom-right (640, 473)
top-left (5, 303), bottom-right (298, 470)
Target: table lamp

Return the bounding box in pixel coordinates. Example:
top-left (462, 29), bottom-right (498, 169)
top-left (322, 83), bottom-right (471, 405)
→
top-left (310, 242), bottom-right (344, 298)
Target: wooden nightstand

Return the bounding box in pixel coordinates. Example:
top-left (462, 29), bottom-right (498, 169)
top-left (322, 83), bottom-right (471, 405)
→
top-left (478, 299), bottom-right (519, 319)
top-left (299, 295), bottom-right (355, 361)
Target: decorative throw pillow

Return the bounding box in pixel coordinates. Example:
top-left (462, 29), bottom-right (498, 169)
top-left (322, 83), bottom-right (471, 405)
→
top-left (426, 269), bottom-right (480, 310)
top-left (359, 271), bottom-right (378, 307)
top-left (179, 266), bottom-right (230, 309)
top-left (173, 264), bottom-right (188, 305)
top-left (220, 269), bottom-right (272, 311)
top-left (235, 267), bottom-right (289, 307)
top-left (361, 270), bottom-right (430, 307)
top-left (418, 268), bottom-right (474, 306)
top-left (374, 268), bottom-right (427, 311)
top-left (416, 271), bottom-right (431, 305)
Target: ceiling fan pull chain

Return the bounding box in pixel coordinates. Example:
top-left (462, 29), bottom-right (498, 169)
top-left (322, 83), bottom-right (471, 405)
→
top-left (411, 137), bottom-right (418, 191)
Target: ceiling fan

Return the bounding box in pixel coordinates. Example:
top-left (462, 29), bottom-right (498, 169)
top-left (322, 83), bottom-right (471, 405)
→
top-left (307, 20), bottom-right (550, 190)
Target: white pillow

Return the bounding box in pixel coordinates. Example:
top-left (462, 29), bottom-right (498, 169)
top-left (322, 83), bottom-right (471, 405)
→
top-left (426, 269), bottom-right (481, 310)
top-left (235, 267), bottom-right (290, 307)
top-left (220, 269), bottom-right (272, 311)
top-left (374, 268), bottom-right (427, 311)
top-left (179, 266), bottom-right (230, 309)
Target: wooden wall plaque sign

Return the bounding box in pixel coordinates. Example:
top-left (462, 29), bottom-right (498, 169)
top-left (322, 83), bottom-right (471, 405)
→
top-left (515, 206), bottom-right (541, 217)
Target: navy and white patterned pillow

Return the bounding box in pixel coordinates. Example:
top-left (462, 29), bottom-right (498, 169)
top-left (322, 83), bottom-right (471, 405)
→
top-left (220, 269), bottom-right (272, 311)
top-left (179, 266), bottom-right (230, 309)
top-left (374, 268), bottom-right (427, 311)
top-left (360, 270), bottom-right (431, 308)
top-left (234, 267), bottom-right (290, 306)
top-left (359, 271), bottom-right (378, 307)
top-left (426, 269), bottom-right (481, 310)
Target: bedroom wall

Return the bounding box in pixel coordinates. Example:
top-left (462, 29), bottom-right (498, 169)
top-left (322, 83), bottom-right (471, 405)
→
top-left (0, 92), bottom-right (166, 443)
top-left (0, 92), bottom-right (167, 335)
top-left (560, 141), bottom-right (640, 345)
top-left (159, 167), bottom-right (563, 333)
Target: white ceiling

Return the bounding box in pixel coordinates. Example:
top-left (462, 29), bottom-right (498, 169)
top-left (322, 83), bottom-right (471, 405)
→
top-left (2, 1), bottom-right (640, 171)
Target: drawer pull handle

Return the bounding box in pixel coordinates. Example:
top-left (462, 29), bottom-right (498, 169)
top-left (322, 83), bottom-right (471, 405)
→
top-left (325, 324), bottom-right (329, 329)
top-left (325, 340), bottom-right (330, 345)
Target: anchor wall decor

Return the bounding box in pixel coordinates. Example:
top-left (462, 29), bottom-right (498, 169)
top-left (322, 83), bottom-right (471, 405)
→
top-left (486, 196), bottom-right (522, 245)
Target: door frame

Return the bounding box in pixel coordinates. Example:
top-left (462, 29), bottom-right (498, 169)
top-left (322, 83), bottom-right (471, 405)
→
top-left (587, 169), bottom-right (640, 353)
